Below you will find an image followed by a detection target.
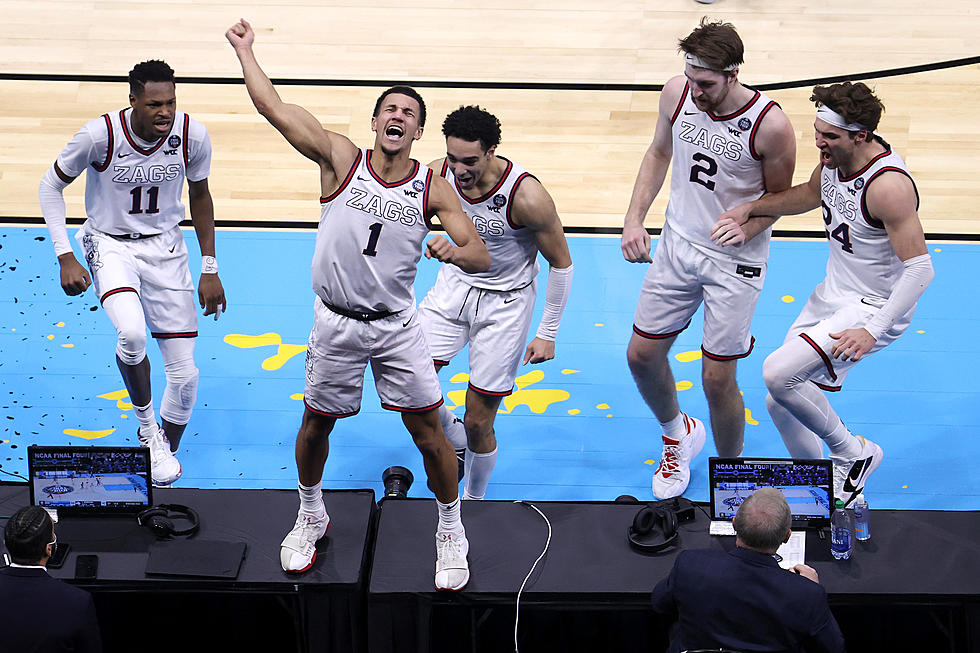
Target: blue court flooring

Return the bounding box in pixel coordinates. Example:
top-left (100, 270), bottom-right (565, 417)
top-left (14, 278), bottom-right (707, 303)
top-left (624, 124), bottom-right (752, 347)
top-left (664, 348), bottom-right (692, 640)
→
top-left (1, 226), bottom-right (977, 510)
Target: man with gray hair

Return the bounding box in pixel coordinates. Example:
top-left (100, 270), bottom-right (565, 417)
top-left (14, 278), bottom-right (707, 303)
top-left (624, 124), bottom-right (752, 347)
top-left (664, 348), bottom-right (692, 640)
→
top-left (0, 506), bottom-right (102, 652)
top-left (651, 488), bottom-right (844, 652)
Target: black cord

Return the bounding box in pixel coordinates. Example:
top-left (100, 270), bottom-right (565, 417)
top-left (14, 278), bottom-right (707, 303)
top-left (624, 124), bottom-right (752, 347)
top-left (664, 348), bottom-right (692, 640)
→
top-left (0, 468), bottom-right (29, 482)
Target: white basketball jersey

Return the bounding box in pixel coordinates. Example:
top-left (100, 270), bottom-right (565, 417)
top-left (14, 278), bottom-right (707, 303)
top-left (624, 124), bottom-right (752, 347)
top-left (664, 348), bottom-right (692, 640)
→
top-left (818, 144), bottom-right (918, 303)
top-left (439, 157), bottom-right (539, 291)
top-left (56, 108), bottom-right (211, 235)
top-left (312, 149), bottom-right (433, 313)
top-left (665, 83), bottom-right (779, 263)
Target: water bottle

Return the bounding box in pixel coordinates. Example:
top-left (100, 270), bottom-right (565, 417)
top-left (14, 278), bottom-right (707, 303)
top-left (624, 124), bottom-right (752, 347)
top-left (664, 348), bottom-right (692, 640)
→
top-left (830, 499), bottom-right (852, 560)
top-left (853, 493), bottom-right (870, 541)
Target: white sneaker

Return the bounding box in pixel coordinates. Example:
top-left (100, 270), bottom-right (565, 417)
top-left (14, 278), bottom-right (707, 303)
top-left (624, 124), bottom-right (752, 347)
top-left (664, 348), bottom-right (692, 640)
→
top-left (652, 414), bottom-right (706, 499)
top-left (280, 510), bottom-right (330, 573)
top-left (831, 436), bottom-right (883, 507)
top-left (140, 426), bottom-right (182, 487)
top-left (434, 530), bottom-right (470, 591)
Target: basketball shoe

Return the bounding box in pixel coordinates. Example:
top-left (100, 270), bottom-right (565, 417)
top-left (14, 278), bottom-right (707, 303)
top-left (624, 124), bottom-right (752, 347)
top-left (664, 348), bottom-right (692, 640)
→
top-left (434, 530), bottom-right (470, 591)
top-left (280, 509), bottom-right (330, 573)
top-left (831, 436), bottom-right (883, 507)
top-left (652, 414), bottom-right (706, 499)
top-left (139, 426), bottom-right (181, 487)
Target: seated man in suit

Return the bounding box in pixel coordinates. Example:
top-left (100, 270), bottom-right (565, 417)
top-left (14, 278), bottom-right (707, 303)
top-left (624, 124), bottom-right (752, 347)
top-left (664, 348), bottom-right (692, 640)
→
top-left (0, 506), bottom-right (102, 653)
top-left (651, 487), bottom-right (845, 652)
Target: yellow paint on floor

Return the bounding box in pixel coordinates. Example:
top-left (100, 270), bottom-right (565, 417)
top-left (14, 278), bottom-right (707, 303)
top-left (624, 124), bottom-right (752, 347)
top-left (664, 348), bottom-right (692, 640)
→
top-left (596, 403), bottom-right (609, 409)
top-left (676, 380), bottom-right (693, 391)
top-left (744, 407), bottom-right (759, 426)
top-left (262, 344), bottom-right (307, 370)
top-left (561, 369), bottom-right (579, 375)
top-left (224, 333), bottom-right (307, 370)
top-left (782, 295), bottom-right (795, 303)
top-left (64, 428), bottom-right (116, 440)
top-left (98, 389), bottom-right (132, 410)
top-left (501, 388), bottom-right (570, 414)
top-left (515, 370), bottom-right (544, 390)
top-left (675, 350), bottom-right (701, 363)
top-left (568, 409), bottom-right (581, 415)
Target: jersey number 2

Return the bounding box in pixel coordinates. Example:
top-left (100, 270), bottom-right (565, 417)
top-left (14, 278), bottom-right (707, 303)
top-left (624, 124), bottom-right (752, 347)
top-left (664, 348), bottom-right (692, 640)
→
top-left (689, 153), bottom-right (717, 191)
top-left (362, 223), bottom-right (383, 257)
top-left (128, 186), bottom-right (160, 215)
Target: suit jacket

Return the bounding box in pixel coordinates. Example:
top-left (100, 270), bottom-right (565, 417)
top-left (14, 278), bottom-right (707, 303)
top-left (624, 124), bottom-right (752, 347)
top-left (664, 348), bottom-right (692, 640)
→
top-left (651, 546), bottom-right (845, 653)
top-left (0, 566), bottom-right (102, 653)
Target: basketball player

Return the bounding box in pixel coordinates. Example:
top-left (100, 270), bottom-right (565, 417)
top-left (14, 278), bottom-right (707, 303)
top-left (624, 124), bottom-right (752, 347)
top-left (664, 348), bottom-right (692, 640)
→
top-left (226, 20), bottom-right (490, 589)
top-left (419, 106), bottom-right (573, 500)
top-left (714, 82), bottom-right (932, 506)
top-left (621, 19), bottom-right (797, 499)
top-left (39, 60), bottom-right (226, 487)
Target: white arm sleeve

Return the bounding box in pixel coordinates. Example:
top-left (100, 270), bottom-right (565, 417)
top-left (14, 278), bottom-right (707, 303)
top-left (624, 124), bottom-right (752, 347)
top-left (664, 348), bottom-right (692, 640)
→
top-left (534, 264), bottom-right (573, 341)
top-left (863, 253), bottom-right (934, 339)
top-left (39, 166), bottom-right (74, 257)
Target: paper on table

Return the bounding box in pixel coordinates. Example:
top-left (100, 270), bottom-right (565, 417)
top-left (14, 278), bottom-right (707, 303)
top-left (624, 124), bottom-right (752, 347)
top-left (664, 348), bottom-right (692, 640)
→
top-left (775, 530), bottom-right (806, 569)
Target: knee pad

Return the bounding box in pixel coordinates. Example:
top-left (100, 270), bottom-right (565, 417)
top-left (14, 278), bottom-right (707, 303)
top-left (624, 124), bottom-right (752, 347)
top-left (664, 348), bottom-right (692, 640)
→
top-left (103, 292), bottom-right (147, 365)
top-left (158, 336), bottom-right (198, 425)
top-left (115, 327), bottom-right (147, 365)
top-left (161, 361), bottom-right (198, 425)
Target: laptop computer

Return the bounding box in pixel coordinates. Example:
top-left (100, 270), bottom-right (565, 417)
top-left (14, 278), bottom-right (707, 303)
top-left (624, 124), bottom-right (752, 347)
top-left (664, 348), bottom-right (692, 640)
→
top-left (707, 457), bottom-right (834, 537)
top-left (27, 445), bottom-right (153, 517)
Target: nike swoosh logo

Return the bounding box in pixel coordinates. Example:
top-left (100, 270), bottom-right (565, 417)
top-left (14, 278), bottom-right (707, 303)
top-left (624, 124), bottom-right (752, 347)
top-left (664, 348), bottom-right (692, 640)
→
top-left (357, 176), bottom-right (370, 181)
top-left (683, 111), bottom-right (697, 115)
top-left (118, 152), bottom-right (132, 158)
top-left (842, 458), bottom-right (868, 493)
top-left (402, 318), bottom-right (412, 327)
top-left (503, 297), bottom-right (518, 304)
top-left (169, 245), bottom-right (176, 253)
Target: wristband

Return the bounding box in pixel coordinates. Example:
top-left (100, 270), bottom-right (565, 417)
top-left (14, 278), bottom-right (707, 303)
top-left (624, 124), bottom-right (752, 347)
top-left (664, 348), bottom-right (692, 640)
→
top-left (202, 256), bottom-right (218, 274)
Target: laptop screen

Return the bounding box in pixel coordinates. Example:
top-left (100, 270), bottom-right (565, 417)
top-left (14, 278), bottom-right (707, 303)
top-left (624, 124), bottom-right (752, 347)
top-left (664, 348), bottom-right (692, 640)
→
top-left (708, 457), bottom-right (834, 528)
top-left (28, 446), bottom-right (153, 514)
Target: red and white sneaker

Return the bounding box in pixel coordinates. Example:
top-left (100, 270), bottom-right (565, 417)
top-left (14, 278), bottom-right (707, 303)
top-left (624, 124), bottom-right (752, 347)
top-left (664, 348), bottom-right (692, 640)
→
top-left (280, 509), bottom-right (330, 573)
top-left (652, 414), bottom-right (706, 499)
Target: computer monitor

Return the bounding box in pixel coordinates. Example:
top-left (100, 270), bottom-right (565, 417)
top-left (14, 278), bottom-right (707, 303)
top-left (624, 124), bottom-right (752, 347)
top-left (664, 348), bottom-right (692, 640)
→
top-left (708, 457), bottom-right (834, 528)
top-left (27, 445), bottom-right (152, 515)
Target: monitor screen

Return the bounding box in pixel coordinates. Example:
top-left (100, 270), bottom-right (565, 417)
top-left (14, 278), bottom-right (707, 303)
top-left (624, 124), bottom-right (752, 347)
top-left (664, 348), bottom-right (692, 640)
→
top-left (28, 446), bottom-right (152, 514)
top-left (708, 457), bottom-right (833, 527)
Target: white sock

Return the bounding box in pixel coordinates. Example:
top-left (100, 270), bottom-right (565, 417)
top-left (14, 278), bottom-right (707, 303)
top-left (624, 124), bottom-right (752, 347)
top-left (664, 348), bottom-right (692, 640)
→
top-left (134, 402), bottom-right (157, 438)
top-left (660, 412), bottom-right (686, 439)
top-left (436, 496), bottom-right (463, 534)
top-left (439, 405), bottom-right (467, 450)
top-left (463, 447), bottom-right (497, 500)
top-left (298, 481), bottom-right (325, 515)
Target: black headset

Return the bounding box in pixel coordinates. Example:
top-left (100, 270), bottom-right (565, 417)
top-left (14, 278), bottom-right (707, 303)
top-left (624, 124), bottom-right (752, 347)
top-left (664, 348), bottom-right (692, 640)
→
top-left (137, 504), bottom-right (200, 539)
top-left (627, 503), bottom-right (679, 553)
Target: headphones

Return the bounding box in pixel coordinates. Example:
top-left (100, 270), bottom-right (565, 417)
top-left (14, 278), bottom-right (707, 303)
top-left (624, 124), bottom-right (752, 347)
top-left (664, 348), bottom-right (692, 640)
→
top-left (137, 504), bottom-right (200, 539)
top-left (627, 503), bottom-right (679, 554)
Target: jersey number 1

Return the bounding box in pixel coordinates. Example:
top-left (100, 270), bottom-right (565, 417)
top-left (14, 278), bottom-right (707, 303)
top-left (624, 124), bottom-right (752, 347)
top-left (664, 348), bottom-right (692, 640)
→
top-left (128, 186), bottom-right (160, 215)
top-left (362, 223), bottom-right (383, 257)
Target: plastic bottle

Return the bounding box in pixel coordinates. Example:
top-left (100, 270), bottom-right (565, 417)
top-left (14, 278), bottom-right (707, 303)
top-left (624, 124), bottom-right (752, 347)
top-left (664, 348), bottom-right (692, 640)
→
top-left (830, 499), bottom-right (852, 560)
top-left (853, 493), bottom-right (870, 541)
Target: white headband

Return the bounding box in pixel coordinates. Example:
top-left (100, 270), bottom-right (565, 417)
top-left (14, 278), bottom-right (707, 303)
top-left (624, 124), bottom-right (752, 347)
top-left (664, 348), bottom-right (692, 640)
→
top-left (684, 52), bottom-right (738, 72)
top-left (816, 106), bottom-right (870, 132)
